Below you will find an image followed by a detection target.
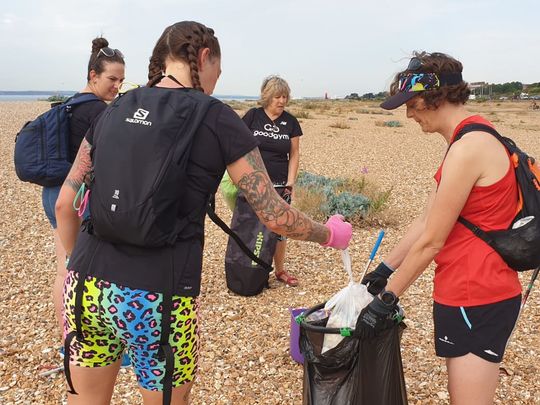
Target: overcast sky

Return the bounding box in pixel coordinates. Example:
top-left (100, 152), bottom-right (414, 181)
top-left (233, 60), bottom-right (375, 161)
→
top-left (1, 0), bottom-right (538, 98)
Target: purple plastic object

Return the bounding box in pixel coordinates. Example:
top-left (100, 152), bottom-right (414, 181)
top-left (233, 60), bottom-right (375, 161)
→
top-left (289, 307), bottom-right (306, 364)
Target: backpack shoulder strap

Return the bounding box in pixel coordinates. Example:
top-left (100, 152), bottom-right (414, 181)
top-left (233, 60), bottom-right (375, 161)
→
top-left (63, 93), bottom-right (100, 108)
top-left (452, 122), bottom-right (518, 154)
top-left (457, 215), bottom-right (494, 245)
top-left (453, 123), bottom-right (501, 143)
top-left (454, 122), bottom-right (520, 244)
top-left (168, 89), bottom-right (216, 173)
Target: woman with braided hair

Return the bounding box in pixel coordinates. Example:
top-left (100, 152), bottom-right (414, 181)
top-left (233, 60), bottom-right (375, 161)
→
top-left (56, 21), bottom-right (351, 404)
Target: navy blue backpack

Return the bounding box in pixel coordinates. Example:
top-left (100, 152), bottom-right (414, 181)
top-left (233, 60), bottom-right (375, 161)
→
top-left (14, 94), bottom-right (98, 187)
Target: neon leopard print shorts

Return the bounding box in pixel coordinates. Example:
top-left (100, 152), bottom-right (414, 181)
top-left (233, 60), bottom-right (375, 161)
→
top-left (63, 270), bottom-right (198, 391)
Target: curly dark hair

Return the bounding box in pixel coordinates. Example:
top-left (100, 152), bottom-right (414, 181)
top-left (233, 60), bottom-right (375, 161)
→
top-left (389, 51), bottom-right (470, 109)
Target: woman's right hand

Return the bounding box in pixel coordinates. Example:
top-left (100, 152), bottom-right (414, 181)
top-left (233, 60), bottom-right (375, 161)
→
top-left (321, 214), bottom-right (352, 250)
top-left (228, 148), bottom-right (342, 246)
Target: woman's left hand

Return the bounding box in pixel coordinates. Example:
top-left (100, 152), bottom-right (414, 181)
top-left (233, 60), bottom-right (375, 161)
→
top-left (282, 185), bottom-right (293, 203)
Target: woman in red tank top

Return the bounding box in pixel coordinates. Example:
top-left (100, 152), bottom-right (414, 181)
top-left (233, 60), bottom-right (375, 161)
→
top-left (357, 52), bottom-right (521, 404)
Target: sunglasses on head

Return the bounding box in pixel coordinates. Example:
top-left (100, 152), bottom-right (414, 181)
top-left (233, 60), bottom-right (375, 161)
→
top-left (407, 57), bottom-right (423, 71)
top-left (98, 47), bottom-right (124, 59)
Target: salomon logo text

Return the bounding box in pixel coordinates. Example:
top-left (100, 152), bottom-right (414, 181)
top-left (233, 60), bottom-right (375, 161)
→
top-left (125, 108), bottom-right (152, 126)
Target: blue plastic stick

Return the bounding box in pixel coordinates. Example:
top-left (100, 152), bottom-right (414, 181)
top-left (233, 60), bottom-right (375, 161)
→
top-left (370, 230), bottom-right (385, 260)
top-left (361, 230), bottom-right (385, 279)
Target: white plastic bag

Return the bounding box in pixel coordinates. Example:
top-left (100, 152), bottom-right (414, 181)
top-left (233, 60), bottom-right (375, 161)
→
top-left (322, 249), bottom-right (373, 354)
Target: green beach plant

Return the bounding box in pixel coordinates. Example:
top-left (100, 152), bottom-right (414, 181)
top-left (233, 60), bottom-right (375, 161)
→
top-left (47, 95), bottom-right (69, 103)
top-left (294, 171), bottom-right (392, 225)
top-left (383, 120), bottom-right (402, 127)
top-left (375, 120), bottom-right (402, 128)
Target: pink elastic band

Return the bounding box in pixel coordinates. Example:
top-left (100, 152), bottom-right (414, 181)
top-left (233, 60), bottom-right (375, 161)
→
top-left (78, 190), bottom-right (90, 217)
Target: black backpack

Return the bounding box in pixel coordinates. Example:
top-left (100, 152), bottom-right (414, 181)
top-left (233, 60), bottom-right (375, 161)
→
top-left (452, 123), bottom-right (540, 271)
top-left (88, 86), bottom-right (214, 247)
top-left (14, 93), bottom-right (98, 187)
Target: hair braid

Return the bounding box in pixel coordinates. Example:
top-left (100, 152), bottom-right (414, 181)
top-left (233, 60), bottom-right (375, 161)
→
top-left (185, 41), bottom-right (202, 91)
top-left (147, 55), bottom-right (164, 87)
top-left (148, 21), bottom-right (221, 92)
top-left (185, 26), bottom-right (209, 92)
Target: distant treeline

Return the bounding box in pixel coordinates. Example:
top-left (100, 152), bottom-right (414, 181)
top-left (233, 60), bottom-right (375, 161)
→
top-left (345, 92), bottom-right (388, 100)
top-left (528, 83), bottom-right (540, 94)
top-left (480, 81), bottom-right (540, 95)
top-left (345, 81), bottom-right (540, 101)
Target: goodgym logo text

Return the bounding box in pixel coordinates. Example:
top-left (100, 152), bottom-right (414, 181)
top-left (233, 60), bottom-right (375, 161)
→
top-left (126, 108), bottom-right (152, 126)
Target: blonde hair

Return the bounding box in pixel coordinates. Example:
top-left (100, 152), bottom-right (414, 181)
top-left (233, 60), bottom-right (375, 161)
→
top-left (259, 75), bottom-right (290, 108)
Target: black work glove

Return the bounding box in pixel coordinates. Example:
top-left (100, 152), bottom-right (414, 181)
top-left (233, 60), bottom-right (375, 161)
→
top-left (361, 262), bottom-right (394, 295)
top-left (356, 294), bottom-right (398, 339)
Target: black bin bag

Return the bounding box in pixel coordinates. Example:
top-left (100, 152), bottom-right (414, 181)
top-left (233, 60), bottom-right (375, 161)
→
top-left (300, 303), bottom-right (408, 405)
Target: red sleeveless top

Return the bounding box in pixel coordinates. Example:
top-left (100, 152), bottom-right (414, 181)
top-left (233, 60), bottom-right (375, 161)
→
top-left (433, 116), bottom-right (521, 306)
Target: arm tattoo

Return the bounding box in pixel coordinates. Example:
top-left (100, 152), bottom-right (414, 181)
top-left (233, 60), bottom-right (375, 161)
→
top-left (64, 139), bottom-right (92, 192)
top-left (237, 149), bottom-right (328, 244)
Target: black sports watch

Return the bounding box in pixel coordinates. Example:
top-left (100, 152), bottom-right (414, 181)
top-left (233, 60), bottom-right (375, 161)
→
top-left (380, 290), bottom-right (398, 306)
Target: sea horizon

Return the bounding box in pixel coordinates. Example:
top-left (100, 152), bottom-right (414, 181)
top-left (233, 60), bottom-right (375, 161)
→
top-left (0, 91), bottom-right (259, 102)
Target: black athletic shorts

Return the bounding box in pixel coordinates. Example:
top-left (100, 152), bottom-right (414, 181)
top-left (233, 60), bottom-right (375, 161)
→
top-left (433, 294), bottom-right (521, 363)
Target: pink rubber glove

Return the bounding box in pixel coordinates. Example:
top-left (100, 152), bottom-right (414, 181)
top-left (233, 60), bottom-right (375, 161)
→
top-left (320, 214), bottom-right (352, 249)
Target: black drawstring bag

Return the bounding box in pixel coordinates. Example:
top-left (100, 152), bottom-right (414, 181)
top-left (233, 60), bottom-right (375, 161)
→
top-left (299, 303), bottom-right (408, 405)
top-left (223, 192), bottom-right (277, 296)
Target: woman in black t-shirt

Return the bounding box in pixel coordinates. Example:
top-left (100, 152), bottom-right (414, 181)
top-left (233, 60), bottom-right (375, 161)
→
top-left (46, 37), bottom-right (125, 339)
top-left (55, 21), bottom-right (351, 405)
top-left (242, 76), bottom-right (302, 286)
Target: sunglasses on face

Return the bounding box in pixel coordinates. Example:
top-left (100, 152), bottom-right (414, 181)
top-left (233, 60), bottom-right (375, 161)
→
top-left (98, 47), bottom-right (124, 59)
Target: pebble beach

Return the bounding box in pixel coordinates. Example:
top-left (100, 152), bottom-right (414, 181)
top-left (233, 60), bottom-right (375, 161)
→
top-left (1, 99), bottom-right (539, 404)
